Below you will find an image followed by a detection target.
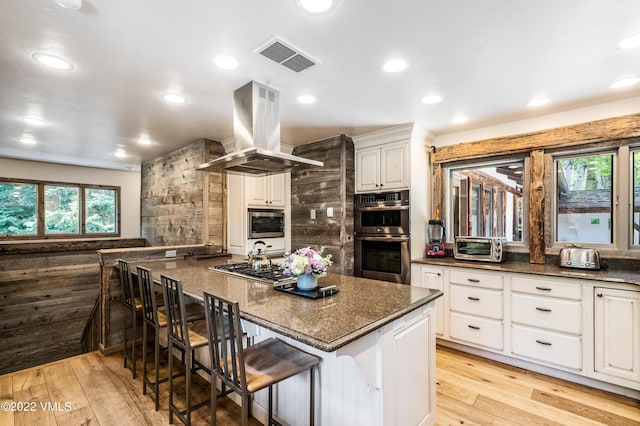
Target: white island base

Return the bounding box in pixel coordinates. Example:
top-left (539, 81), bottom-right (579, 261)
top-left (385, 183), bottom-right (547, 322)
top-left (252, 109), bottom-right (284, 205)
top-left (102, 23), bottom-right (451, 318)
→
top-left (230, 301), bottom-right (437, 426)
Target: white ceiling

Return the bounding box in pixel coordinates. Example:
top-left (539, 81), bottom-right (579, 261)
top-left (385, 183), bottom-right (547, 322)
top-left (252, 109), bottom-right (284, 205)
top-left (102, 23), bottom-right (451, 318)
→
top-left (1, 0), bottom-right (639, 171)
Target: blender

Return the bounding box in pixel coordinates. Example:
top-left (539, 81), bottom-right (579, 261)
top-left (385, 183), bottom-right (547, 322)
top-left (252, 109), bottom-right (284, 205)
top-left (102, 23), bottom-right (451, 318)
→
top-left (426, 219), bottom-right (445, 257)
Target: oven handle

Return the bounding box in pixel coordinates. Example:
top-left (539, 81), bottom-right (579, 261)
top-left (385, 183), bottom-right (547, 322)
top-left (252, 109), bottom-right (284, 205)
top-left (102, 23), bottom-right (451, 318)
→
top-left (355, 235), bottom-right (410, 242)
top-left (355, 205), bottom-right (409, 211)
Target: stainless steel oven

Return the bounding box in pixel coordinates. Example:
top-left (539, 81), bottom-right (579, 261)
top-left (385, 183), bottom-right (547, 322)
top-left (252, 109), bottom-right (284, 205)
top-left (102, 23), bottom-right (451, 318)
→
top-left (354, 190), bottom-right (410, 284)
top-left (248, 209), bottom-right (284, 239)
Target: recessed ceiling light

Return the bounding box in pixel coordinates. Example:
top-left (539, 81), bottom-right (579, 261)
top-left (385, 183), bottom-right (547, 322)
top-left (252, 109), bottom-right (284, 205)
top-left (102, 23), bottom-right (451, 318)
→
top-left (297, 94), bottom-right (317, 104)
top-left (451, 115), bottom-right (468, 124)
top-left (383, 59), bottom-right (408, 73)
top-left (297, 0), bottom-right (336, 13)
top-left (54, 0), bottom-right (82, 10)
top-left (22, 116), bottom-right (47, 126)
top-left (114, 149), bottom-right (127, 158)
top-left (527, 97), bottom-right (550, 107)
top-left (32, 53), bottom-right (73, 71)
top-left (19, 134), bottom-right (37, 145)
top-left (162, 93), bottom-right (187, 104)
top-left (137, 137), bottom-right (152, 145)
top-left (213, 55), bottom-right (238, 70)
top-left (610, 77), bottom-right (639, 89)
top-left (421, 94), bottom-right (443, 105)
top-left (617, 33), bottom-right (640, 50)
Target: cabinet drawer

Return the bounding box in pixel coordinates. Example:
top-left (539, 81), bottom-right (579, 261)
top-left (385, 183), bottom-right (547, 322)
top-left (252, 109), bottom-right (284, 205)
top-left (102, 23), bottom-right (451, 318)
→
top-left (450, 284), bottom-right (503, 319)
top-left (449, 269), bottom-right (503, 290)
top-left (511, 325), bottom-right (582, 370)
top-left (449, 312), bottom-right (503, 350)
top-left (511, 276), bottom-right (581, 300)
top-left (511, 294), bottom-right (582, 334)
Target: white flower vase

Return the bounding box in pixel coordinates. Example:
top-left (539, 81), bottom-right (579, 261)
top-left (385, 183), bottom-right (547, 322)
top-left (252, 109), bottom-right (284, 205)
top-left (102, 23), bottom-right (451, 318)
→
top-left (296, 274), bottom-right (317, 291)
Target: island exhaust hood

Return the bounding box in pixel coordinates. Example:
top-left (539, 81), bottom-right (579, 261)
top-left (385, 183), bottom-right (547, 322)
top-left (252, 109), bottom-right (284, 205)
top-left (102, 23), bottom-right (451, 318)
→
top-left (198, 81), bottom-right (323, 175)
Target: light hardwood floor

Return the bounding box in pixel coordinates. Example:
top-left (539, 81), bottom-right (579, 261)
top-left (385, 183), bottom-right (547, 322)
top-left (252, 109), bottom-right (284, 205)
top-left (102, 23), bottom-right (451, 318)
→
top-left (0, 346), bottom-right (637, 425)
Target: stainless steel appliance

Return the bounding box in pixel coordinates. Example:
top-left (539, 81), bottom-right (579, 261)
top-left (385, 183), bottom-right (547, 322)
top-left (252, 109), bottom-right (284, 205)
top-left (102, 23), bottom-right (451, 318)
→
top-left (248, 209), bottom-right (284, 239)
top-left (354, 190), bottom-right (410, 284)
top-left (453, 236), bottom-right (505, 262)
top-left (559, 247), bottom-right (601, 270)
top-left (197, 81), bottom-right (323, 175)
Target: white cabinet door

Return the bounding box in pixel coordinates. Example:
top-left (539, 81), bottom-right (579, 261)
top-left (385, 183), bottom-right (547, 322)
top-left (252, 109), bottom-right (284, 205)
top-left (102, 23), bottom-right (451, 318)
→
top-left (247, 174), bottom-right (287, 207)
top-left (380, 142), bottom-right (409, 190)
top-left (594, 287), bottom-right (640, 389)
top-left (413, 264), bottom-right (445, 336)
top-left (355, 148), bottom-right (380, 192)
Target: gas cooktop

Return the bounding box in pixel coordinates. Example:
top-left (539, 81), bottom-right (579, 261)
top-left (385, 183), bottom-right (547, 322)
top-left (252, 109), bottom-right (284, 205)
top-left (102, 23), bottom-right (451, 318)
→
top-left (211, 262), bottom-right (296, 285)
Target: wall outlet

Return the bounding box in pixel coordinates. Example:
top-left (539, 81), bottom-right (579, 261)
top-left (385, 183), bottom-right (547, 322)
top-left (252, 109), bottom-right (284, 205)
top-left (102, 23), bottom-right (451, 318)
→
top-left (165, 250), bottom-right (177, 258)
top-left (310, 209), bottom-right (316, 220)
top-left (327, 207), bottom-right (334, 218)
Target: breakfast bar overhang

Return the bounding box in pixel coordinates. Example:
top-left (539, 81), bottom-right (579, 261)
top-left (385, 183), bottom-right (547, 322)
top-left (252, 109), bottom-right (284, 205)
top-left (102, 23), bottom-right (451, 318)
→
top-left (97, 248), bottom-right (443, 426)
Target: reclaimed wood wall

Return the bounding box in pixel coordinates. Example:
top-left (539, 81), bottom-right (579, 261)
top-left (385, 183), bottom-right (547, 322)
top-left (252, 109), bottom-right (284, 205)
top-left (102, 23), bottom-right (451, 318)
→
top-left (141, 138), bottom-right (225, 246)
top-left (0, 239), bottom-right (144, 375)
top-left (291, 135), bottom-right (355, 275)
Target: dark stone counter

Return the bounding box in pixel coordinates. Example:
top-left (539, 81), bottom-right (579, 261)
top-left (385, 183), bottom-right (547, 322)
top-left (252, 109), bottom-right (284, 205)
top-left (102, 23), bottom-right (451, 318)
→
top-left (412, 257), bottom-right (640, 287)
top-left (134, 257), bottom-right (442, 352)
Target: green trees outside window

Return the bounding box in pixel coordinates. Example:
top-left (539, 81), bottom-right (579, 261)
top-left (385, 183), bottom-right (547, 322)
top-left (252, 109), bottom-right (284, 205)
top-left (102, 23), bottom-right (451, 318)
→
top-left (0, 179), bottom-right (119, 238)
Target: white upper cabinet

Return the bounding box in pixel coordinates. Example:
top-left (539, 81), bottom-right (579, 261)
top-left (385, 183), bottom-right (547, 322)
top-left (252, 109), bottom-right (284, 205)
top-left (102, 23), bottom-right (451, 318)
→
top-left (247, 173), bottom-right (286, 207)
top-left (356, 140), bottom-right (409, 192)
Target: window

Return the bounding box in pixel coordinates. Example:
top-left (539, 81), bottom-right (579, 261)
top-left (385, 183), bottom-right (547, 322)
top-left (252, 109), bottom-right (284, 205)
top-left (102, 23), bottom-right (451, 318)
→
top-left (555, 152), bottom-right (614, 244)
top-left (448, 159), bottom-right (524, 242)
top-left (0, 178), bottom-right (119, 239)
top-left (633, 150), bottom-right (640, 245)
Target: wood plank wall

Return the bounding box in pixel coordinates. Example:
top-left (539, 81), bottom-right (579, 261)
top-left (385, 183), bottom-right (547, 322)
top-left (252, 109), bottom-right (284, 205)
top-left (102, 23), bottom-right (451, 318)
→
top-left (0, 239), bottom-right (144, 375)
top-left (141, 138), bottom-right (225, 246)
top-left (291, 135), bottom-right (355, 275)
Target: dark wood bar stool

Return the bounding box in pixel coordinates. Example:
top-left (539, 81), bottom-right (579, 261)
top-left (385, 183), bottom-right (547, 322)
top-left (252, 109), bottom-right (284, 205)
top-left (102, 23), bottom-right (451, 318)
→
top-left (203, 291), bottom-right (320, 426)
top-left (161, 275), bottom-right (211, 426)
top-left (118, 258), bottom-right (142, 379)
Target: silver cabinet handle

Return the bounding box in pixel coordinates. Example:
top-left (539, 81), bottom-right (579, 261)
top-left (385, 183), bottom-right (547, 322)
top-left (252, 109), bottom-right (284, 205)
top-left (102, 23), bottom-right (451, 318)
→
top-left (536, 340), bottom-right (552, 346)
top-left (535, 307), bottom-right (552, 312)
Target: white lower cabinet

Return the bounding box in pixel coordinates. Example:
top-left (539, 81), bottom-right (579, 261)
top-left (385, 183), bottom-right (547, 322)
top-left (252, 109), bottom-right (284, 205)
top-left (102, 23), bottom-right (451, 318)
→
top-left (412, 262), bottom-right (640, 395)
top-left (593, 286), bottom-right (640, 390)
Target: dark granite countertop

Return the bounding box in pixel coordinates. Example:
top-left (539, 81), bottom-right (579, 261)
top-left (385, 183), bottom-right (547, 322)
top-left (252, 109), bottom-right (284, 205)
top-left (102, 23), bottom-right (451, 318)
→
top-left (134, 257), bottom-right (443, 352)
top-left (412, 257), bottom-right (640, 287)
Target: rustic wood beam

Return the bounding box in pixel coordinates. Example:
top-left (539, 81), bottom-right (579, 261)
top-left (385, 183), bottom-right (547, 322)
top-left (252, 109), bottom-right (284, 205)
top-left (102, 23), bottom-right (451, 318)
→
top-left (529, 150), bottom-right (545, 264)
top-left (432, 113), bottom-right (640, 164)
top-left (432, 163), bottom-right (442, 219)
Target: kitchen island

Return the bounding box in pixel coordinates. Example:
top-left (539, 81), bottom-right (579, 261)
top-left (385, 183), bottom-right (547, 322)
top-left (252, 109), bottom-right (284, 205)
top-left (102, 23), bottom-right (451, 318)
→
top-left (108, 253), bottom-right (442, 426)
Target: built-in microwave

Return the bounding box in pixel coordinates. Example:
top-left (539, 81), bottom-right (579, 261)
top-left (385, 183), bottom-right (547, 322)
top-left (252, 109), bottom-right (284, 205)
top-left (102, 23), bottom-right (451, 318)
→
top-left (248, 209), bottom-right (285, 239)
top-left (453, 236), bottom-right (505, 262)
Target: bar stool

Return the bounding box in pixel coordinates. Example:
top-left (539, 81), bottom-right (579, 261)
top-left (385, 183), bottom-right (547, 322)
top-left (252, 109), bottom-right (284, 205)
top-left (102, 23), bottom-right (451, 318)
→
top-left (118, 258), bottom-right (141, 379)
top-left (203, 291), bottom-right (320, 426)
top-left (138, 266), bottom-right (206, 411)
top-left (161, 275), bottom-right (211, 426)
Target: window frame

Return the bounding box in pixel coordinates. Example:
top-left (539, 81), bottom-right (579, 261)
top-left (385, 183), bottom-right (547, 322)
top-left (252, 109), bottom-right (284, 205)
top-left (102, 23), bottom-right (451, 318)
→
top-left (444, 155), bottom-right (529, 246)
top-left (0, 177), bottom-right (121, 240)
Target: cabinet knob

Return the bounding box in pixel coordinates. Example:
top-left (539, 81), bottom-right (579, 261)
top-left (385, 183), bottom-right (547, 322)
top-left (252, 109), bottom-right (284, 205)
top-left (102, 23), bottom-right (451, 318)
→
top-left (597, 293), bottom-right (603, 297)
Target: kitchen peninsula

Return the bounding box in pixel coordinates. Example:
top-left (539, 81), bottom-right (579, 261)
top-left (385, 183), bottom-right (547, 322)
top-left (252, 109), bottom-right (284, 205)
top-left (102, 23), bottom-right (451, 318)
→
top-left (98, 247), bottom-right (443, 426)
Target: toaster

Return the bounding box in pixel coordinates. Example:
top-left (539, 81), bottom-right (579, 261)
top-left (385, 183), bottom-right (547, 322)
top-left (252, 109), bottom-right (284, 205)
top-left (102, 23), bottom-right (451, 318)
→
top-left (558, 247), bottom-right (600, 270)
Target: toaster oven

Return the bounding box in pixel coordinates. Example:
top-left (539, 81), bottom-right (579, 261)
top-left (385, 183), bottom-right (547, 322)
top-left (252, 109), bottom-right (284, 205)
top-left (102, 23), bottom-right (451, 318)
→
top-left (454, 236), bottom-right (505, 263)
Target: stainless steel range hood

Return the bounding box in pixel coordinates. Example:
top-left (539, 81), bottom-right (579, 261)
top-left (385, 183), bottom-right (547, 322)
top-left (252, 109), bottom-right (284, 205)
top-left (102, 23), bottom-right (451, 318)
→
top-left (198, 81), bottom-right (323, 175)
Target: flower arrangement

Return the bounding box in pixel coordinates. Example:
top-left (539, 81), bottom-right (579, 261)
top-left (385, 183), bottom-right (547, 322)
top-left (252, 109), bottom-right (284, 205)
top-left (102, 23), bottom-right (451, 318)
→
top-left (282, 246), bottom-right (332, 277)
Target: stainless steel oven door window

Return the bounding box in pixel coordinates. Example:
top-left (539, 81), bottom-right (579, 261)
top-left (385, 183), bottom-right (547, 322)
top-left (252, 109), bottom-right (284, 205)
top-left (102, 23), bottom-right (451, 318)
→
top-left (354, 235), bottom-right (410, 284)
top-left (248, 209), bottom-right (284, 239)
top-left (354, 205), bottom-right (410, 235)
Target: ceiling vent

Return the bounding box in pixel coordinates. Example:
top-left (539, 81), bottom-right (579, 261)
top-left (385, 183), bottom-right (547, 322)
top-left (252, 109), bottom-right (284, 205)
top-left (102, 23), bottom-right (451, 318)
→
top-left (256, 37), bottom-right (320, 73)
